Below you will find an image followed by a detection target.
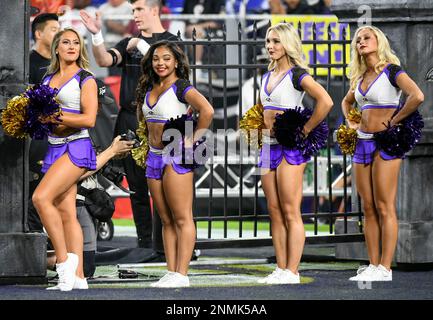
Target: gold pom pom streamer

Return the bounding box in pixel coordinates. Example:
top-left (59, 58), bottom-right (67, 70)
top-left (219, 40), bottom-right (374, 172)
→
top-left (336, 124), bottom-right (358, 156)
top-left (1, 95), bottom-right (30, 139)
top-left (131, 120), bottom-right (149, 169)
top-left (239, 104), bottom-right (265, 149)
top-left (347, 108), bottom-right (361, 124)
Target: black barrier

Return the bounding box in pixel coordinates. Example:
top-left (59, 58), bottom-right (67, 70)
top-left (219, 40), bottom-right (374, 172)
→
top-left (167, 21), bottom-right (364, 248)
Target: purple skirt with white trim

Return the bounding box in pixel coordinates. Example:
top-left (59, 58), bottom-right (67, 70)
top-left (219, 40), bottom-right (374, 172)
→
top-left (41, 138), bottom-right (97, 173)
top-left (259, 143), bottom-right (310, 169)
top-left (352, 138), bottom-right (398, 164)
top-left (146, 149), bottom-right (193, 180)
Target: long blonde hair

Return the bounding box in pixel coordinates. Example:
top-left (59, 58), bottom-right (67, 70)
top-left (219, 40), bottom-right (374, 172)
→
top-left (349, 26), bottom-right (400, 90)
top-left (265, 23), bottom-right (309, 71)
top-left (47, 28), bottom-right (90, 75)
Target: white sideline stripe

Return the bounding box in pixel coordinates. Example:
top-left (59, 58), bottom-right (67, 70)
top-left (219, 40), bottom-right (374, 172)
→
top-left (117, 258), bottom-right (268, 269)
top-left (114, 226), bottom-right (332, 238)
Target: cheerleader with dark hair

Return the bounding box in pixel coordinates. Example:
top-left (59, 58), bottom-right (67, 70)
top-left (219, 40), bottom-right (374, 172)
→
top-left (136, 40), bottom-right (214, 288)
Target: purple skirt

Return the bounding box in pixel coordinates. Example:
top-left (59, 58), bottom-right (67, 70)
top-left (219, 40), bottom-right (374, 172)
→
top-left (146, 148), bottom-right (193, 180)
top-left (41, 138), bottom-right (97, 173)
top-left (259, 143), bottom-right (310, 169)
top-left (353, 138), bottom-right (398, 164)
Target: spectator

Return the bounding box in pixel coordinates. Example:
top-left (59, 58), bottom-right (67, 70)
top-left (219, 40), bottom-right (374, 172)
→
top-left (28, 14), bottom-right (61, 237)
top-left (160, 0), bottom-right (172, 31)
top-left (99, 0), bottom-right (134, 75)
top-left (182, 0), bottom-right (225, 77)
top-left (125, 1), bottom-right (171, 37)
top-left (307, 0), bottom-right (332, 14)
top-left (91, 0), bottom-right (107, 6)
top-left (31, 0), bottom-right (74, 15)
top-left (30, 13), bottom-right (61, 85)
top-left (61, 0), bottom-right (98, 38)
top-left (99, 0), bottom-right (133, 49)
top-left (269, 0), bottom-right (314, 14)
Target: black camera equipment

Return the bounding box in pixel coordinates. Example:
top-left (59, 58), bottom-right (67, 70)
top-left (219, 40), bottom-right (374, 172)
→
top-left (99, 162), bottom-right (135, 194)
top-left (120, 129), bottom-right (141, 148)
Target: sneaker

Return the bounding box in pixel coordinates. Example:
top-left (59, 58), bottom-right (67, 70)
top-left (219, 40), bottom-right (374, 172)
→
top-left (46, 253), bottom-right (79, 291)
top-left (284, 269), bottom-right (301, 284)
top-left (375, 264), bottom-right (392, 281)
top-left (156, 272), bottom-right (190, 288)
top-left (257, 267), bottom-right (284, 284)
top-left (349, 264), bottom-right (378, 281)
top-left (150, 271), bottom-right (176, 287)
top-left (73, 276), bottom-right (89, 289)
top-left (266, 269), bottom-right (301, 285)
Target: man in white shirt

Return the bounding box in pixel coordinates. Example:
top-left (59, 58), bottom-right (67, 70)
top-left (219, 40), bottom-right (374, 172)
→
top-left (99, 0), bottom-right (133, 49)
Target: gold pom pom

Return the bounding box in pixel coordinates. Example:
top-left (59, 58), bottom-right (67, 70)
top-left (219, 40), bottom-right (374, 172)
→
top-left (336, 124), bottom-right (358, 155)
top-left (131, 120), bottom-right (149, 169)
top-left (347, 108), bottom-right (361, 124)
top-left (1, 95), bottom-right (30, 139)
top-left (239, 104), bottom-right (265, 149)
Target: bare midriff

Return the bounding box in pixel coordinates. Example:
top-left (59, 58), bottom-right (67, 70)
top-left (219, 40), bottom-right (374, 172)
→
top-left (147, 122), bottom-right (165, 148)
top-left (360, 108), bottom-right (396, 133)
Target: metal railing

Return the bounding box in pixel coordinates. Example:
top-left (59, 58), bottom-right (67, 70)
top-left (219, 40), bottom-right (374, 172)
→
top-left (168, 18), bottom-right (363, 248)
top-left (78, 12), bottom-right (365, 247)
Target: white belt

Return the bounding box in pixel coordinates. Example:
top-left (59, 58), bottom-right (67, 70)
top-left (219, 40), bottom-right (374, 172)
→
top-left (262, 135), bottom-right (278, 145)
top-left (149, 145), bottom-right (163, 155)
top-left (48, 130), bottom-right (90, 145)
top-left (357, 130), bottom-right (374, 140)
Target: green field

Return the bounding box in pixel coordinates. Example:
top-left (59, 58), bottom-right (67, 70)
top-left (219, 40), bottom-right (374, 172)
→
top-left (113, 219), bottom-right (331, 233)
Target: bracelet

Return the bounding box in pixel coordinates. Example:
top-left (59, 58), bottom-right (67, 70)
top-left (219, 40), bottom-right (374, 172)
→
top-left (91, 30), bottom-right (104, 46)
top-left (136, 39), bottom-right (150, 55)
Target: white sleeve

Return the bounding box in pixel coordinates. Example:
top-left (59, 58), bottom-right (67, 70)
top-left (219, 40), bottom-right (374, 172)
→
top-left (136, 39), bottom-right (150, 55)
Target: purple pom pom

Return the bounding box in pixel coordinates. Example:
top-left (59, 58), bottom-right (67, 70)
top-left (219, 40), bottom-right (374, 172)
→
top-left (162, 114), bottom-right (197, 146)
top-left (273, 107), bottom-right (329, 157)
top-left (375, 110), bottom-right (424, 158)
top-left (162, 114), bottom-right (210, 168)
top-left (23, 84), bottom-right (61, 139)
top-left (179, 138), bottom-right (210, 170)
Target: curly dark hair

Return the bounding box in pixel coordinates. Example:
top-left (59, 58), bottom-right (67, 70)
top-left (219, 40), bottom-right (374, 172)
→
top-left (135, 40), bottom-right (190, 113)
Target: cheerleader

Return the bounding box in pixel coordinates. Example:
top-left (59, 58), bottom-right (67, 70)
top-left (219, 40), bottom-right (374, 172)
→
top-left (32, 28), bottom-right (99, 291)
top-left (257, 23), bottom-right (333, 284)
top-left (342, 26), bottom-right (424, 281)
top-left (136, 41), bottom-right (214, 288)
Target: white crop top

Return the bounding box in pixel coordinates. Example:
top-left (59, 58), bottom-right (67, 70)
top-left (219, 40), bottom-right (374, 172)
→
top-left (260, 66), bottom-right (309, 111)
top-left (142, 79), bottom-right (193, 123)
top-left (354, 64), bottom-right (405, 111)
top-left (42, 69), bottom-right (95, 114)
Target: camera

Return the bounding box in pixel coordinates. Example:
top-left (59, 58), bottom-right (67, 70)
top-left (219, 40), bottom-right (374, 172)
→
top-left (99, 162), bottom-right (135, 195)
top-left (100, 163), bottom-right (125, 186)
top-left (120, 129), bottom-right (141, 148)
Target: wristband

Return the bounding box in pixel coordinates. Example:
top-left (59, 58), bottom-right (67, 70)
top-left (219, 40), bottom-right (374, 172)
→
top-left (107, 49), bottom-right (118, 67)
top-left (136, 39), bottom-right (150, 55)
top-left (91, 30), bottom-right (104, 46)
